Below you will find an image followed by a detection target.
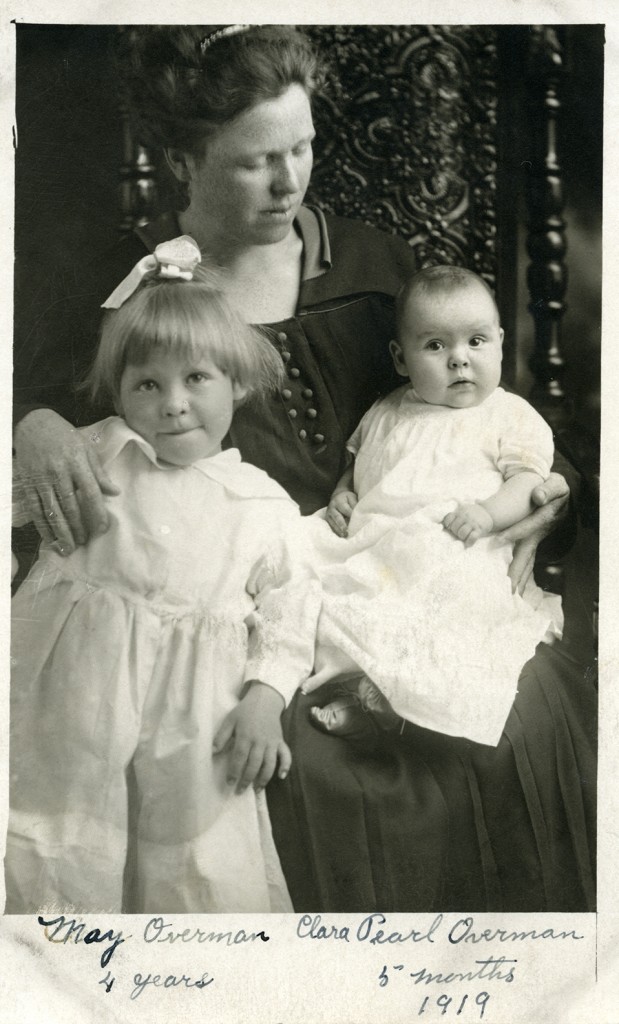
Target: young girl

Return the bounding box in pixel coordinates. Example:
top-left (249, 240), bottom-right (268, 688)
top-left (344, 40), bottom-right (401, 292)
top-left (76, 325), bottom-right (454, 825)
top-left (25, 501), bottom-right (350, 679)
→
top-left (6, 237), bottom-right (319, 914)
top-left (305, 265), bottom-right (563, 747)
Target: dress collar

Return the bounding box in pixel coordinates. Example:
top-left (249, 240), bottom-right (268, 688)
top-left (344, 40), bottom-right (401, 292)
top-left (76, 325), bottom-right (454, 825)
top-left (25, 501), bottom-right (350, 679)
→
top-left (134, 205), bottom-right (332, 283)
top-left (94, 417), bottom-right (293, 500)
top-left (94, 416), bottom-right (161, 467)
top-left (295, 205), bottom-right (331, 279)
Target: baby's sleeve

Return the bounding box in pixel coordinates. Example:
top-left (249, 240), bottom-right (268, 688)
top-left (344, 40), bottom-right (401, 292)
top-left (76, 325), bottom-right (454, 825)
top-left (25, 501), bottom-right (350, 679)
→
top-left (346, 398), bottom-right (383, 456)
top-left (244, 505), bottom-right (321, 706)
top-left (496, 393), bottom-right (555, 481)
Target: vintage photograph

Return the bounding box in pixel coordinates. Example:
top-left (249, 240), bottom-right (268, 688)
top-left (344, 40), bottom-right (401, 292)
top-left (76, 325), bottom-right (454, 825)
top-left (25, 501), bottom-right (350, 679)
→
top-left (8, 21), bottom-right (600, 926)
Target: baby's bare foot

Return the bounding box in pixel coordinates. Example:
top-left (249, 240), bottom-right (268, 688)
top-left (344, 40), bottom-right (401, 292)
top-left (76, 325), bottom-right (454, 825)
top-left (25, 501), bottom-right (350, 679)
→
top-left (310, 698), bottom-right (379, 740)
top-left (309, 673), bottom-right (404, 741)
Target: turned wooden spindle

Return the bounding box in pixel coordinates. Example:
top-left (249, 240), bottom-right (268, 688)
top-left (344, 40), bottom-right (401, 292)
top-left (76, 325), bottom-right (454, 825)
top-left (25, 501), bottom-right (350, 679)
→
top-left (117, 29), bottom-right (159, 233)
top-left (524, 25), bottom-right (569, 430)
top-left (119, 101), bottom-right (158, 233)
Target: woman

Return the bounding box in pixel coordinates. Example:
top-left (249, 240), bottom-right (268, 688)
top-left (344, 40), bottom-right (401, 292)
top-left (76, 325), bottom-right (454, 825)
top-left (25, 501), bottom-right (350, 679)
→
top-left (13, 25), bottom-right (595, 912)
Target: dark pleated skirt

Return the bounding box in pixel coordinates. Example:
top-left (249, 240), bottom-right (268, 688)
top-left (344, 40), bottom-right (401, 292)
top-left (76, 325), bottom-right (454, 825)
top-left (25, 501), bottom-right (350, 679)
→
top-left (267, 547), bottom-right (597, 912)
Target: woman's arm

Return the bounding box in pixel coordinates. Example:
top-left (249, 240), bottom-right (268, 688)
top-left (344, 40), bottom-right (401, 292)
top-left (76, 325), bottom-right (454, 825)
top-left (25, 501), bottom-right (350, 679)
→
top-left (13, 234), bottom-right (154, 551)
top-left (14, 410), bottom-right (120, 553)
top-left (500, 472), bottom-right (571, 594)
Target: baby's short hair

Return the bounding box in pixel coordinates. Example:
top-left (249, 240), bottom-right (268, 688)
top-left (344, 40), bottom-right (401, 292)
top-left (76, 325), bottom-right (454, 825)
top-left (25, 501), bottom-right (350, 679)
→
top-left (396, 265), bottom-right (500, 335)
top-left (89, 270), bottom-right (284, 407)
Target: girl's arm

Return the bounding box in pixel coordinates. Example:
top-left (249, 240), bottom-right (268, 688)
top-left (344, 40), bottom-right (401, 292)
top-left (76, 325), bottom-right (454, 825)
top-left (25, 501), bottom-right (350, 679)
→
top-left (213, 508), bottom-right (321, 794)
top-left (326, 454), bottom-right (357, 537)
top-left (212, 681), bottom-right (291, 795)
top-left (443, 470), bottom-right (545, 544)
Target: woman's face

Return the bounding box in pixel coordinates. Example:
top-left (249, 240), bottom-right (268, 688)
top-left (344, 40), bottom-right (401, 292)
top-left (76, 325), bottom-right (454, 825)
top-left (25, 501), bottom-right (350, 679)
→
top-left (177, 84), bottom-right (316, 248)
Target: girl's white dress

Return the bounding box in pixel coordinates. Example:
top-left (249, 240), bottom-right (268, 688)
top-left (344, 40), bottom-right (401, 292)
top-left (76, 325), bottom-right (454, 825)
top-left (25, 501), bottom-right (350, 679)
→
top-left (305, 386), bottom-right (563, 746)
top-left (7, 417), bottom-right (319, 914)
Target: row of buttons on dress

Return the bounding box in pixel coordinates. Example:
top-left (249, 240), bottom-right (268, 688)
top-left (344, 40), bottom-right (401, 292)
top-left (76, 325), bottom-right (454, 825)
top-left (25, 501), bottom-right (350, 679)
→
top-left (276, 331), bottom-right (325, 445)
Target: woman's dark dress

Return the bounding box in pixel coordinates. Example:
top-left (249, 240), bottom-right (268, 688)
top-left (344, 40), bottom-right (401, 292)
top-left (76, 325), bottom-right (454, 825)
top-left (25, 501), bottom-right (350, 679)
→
top-left (14, 206), bottom-right (597, 912)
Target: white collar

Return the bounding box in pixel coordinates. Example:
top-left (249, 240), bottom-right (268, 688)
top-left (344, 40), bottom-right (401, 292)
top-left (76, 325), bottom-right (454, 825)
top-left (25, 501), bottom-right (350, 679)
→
top-left (92, 417), bottom-right (294, 503)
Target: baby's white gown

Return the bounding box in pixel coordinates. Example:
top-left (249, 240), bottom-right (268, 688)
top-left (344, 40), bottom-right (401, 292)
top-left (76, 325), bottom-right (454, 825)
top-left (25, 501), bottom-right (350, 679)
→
top-left (7, 418), bottom-right (319, 914)
top-left (305, 387), bottom-right (563, 746)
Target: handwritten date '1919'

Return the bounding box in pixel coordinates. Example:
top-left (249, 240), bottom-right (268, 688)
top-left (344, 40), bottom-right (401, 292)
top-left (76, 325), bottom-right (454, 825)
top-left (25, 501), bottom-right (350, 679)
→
top-left (418, 992), bottom-right (490, 1018)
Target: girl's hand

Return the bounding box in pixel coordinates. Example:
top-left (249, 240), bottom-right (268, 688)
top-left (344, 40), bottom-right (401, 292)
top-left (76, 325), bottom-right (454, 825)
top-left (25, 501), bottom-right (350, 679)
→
top-left (14, 409), bottom-right (120, 553)
top-left (443, 502), bottom-right (494, 544)
top-left (497, 472), bottom-right (570, 594)
top-left (326, 489), bottom-right (358, 537)
top-left (212, 681), bottom-right (292, 795)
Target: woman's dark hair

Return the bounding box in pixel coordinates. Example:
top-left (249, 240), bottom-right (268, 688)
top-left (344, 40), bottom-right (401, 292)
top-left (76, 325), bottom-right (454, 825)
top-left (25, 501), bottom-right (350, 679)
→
top-left (118, 25), bottom-right (327, 156)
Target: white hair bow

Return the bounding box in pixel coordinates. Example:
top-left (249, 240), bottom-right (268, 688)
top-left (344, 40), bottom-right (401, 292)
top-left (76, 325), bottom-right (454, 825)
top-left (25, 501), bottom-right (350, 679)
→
top-left (101, 235), bottom-right (202, 309)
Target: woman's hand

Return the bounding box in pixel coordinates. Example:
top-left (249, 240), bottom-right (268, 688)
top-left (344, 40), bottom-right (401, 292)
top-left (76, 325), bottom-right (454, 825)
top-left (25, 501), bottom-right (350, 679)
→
top-left (14, 409), bottom-right (120, 553)
top-left (326, 489), bottom-right (358, 537)
top-left (497, 472), bottom-right (570, 594)
top-left (212, 681), bottom-right (291, 794)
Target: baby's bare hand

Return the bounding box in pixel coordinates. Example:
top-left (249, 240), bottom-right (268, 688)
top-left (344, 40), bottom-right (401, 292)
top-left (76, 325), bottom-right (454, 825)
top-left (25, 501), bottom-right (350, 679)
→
top-left (443, 503), bottom-right (494, 545)
top-left (326, 490), bottom-right (358, 537)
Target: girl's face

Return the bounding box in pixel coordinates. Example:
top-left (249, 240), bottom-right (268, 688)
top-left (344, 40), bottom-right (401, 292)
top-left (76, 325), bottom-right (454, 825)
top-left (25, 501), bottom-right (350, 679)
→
top-left (390, 283), bottom-right (504, 409)
top-left (118, 350), bottom-right (247, 466)
top-left (169, 84), bottom-right (315, 248)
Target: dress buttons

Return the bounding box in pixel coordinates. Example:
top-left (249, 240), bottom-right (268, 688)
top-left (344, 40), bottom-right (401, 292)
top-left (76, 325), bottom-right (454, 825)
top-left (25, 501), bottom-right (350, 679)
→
top-left (307, 408), bottom-right (317, 419)
top-left (281, 351), bottom-right (291, 362)
top-left (299, 429), bottom-right (307, 440)
top-left (289, 367), bottom-right (300, 378)
top-left (302, 388), bottom-right (313, 399)
top-left (314, 433), bottom-right (325, 443)
top-left (288, 408), bottom-right (298, 419)
top-left (281, 388), bottom-right (292, 400)
top-left (277, 331), bottom-right (288, 342)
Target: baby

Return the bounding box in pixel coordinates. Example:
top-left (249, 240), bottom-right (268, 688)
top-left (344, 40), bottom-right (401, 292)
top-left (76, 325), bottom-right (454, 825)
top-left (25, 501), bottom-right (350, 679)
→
top-left (304, 265), bottom-right (563, 746)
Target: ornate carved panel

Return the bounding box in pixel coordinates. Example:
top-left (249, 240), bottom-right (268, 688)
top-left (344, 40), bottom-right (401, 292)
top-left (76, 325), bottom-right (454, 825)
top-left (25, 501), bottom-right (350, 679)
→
top-left (119, 25), bottom-right (502, 286)
top-left (305, 25), bottom-right (500, 287)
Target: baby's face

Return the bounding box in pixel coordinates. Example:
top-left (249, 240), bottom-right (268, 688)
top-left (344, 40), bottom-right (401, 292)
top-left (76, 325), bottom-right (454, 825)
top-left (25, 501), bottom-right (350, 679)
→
top-left (118, 350), bottom-right (247, 466)
top-left (391, 282), bottom-right (504, 408)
